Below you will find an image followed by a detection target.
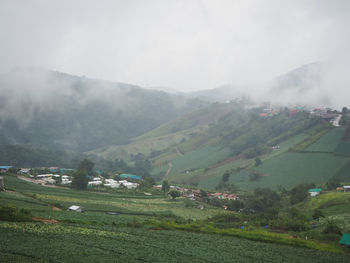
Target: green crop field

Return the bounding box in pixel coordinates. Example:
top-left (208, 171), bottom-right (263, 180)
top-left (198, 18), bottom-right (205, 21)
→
top-left (306, 128), bottom-right (345, 152)
top-left (1, 222), bottom-right (349, 263)
top-left (168, 147), bottom-right (232, 177)
top-left (335, 141), bottom-right (350, 156)
top-left (227, 152), bottom-right (349, 190)
top-left (335, 160), bottom-right (350, 181)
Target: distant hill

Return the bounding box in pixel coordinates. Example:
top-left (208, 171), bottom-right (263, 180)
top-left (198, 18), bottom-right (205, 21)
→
top-left (0, 67), bottom-right (207, 156)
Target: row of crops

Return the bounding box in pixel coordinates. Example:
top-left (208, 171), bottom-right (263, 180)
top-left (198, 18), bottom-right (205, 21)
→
top-left (1, 221), bottom-right (349, 263)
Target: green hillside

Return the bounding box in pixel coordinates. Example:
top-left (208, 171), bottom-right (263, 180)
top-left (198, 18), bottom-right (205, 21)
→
top-left (0, 68), bottom-right (207, 166)
top-left (146, 108), bottom-right (350, 191)
top-left (90, 102), bottom-right (241, 160)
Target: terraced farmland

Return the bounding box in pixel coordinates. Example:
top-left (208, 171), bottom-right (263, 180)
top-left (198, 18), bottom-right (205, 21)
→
top-left (1, 222), bottom-right (349, 263)
top-left (228, 152), bottom-right (349, 190)
top-left (306, 128), bottom-right (345, 152)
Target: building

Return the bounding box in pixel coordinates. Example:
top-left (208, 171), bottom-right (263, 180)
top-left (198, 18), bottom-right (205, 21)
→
top-left (308, 188), bottom-right (322, 197)
top-left (119, 174), bottom-right (142, 180)
top-left (343, 186), bottom-right (350, 192)
top-left (19, 168), bottom-right (31, 174)
top-left (68, 205), bottom-right (83, 212)
top-left (0, 166), bottom-right (12, 173)
top-left (37, 174), bottom-right (54, 178)
top-left (340, 233), bottom-right (350, 247)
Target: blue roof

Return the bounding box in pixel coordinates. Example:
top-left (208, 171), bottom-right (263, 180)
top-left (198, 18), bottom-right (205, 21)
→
top-left (340, 233), bottom-right (350, 246)
top-left (308, 188), bottom-right (322, 192)
top-left (0, 166), bottom-right (12, 169)
top-left (120, 174), bottom-right (142, 180)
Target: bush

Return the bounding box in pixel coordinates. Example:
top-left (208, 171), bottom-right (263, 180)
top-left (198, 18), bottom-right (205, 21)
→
top-left (0, 204), bottom-right (32, 222)
top-left (323, 220), bottom-right (342, 235)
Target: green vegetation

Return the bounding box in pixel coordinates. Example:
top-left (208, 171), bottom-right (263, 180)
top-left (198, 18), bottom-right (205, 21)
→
top-left (228, 152), bottom-right (349, 190)
top-left (306, 128), bottom-right (345, 152)
top-left (1, 174), bottom-right (350, 262)
top-left (2, 222), bottom-right (349, 263)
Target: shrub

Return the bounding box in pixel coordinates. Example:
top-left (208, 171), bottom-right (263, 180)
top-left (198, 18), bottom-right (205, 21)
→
top-left (0, 204), bottom-right (32, 222)
top-left (323, 220), bottom-right (342, 235)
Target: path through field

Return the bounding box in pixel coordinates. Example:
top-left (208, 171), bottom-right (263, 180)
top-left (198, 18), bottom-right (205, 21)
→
top-left (333, 114), bottom-right (342, 127)
top-left (165, 162), bottom-right (172, 177)
top-left (174, 146), bottom-right (183, 156)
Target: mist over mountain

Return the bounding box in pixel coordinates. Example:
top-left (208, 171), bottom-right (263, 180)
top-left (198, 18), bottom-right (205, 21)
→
top-left (188, 62), bottom-right (347, 110)
top-left (0, 67), bottom-right (206, 153)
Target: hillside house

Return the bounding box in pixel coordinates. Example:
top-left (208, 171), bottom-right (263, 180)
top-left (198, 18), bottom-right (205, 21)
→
top-left (61, 175), bottom-right (71, 185)
top-left (0, 166), bottom-right (12, 173)
top-left (119, 174), bottom-right (142, 180)
top-left (37, 174), bottom-right (54, 178)
top-left (19, 168), bottom-right (31, 174)
top-left (343, 186), bottom-right (350, 192)
top-left (308, 188), bottom-right (322, 197)
top-left (340, 233), bottom-right (350, 247)
top-left (68, 205), bottom-right (83, 212)
top-left (49, 167), bottom-right (59, 173)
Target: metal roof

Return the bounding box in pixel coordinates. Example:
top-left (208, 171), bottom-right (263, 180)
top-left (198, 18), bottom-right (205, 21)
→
top-left (340, 233), bottom-right (350, 246)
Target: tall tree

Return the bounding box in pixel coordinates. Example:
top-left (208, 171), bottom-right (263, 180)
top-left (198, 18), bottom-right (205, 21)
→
top-left (71, 170), bottom-right (88, 190)
top-left (78, 158), bottom-right (94, 175)
top-left (162, 180), bottom-right (170, 193)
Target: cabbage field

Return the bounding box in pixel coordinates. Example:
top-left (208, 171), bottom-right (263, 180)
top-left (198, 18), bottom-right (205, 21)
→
top-left (1, 221), bottom-right (350, 263)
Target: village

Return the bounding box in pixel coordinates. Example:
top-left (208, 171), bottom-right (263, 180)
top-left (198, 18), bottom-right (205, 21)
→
top-left (0, 165), bottom-right (239, 203)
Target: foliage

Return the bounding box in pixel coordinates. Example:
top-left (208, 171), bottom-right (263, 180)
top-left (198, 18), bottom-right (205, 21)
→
top-left (161, 180), bottom-right (170, 193)
top-left (78, 158), bottom-right (95, 175)
top-left (323, 220), bottom-right (342, 235)
top-left (254, 157), bottom-right (262, 166)
top-left (0, 204), bottom-right (32, 222)
top-left (290, 184), bottom-right (314, 204)
top-left (71, 170), bottom-right (89, 190)
top-left (312, 208), bottom-right (325, 220)
top-left (270, 208), bottom-right (310, 232)
top-left (326, 177), bottom-right (341, 190)
top-left (168, 190), bottom-right (181, 200)
top-left (245, 188), bottom-right (281, 213)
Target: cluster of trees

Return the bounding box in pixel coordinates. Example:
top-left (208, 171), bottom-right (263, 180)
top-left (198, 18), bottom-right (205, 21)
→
top-left (71, 159), bottom-right (95, 190)
top-left (216, 171), bottom-right (239, 192)
top-left (91, 153), bottom-right (152, 176)
top-left (205, 185), bottom-right (342, 235)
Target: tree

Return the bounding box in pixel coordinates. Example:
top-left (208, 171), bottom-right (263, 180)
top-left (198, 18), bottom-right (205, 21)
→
top-left (78, 158), bottom-right (94, 175)
top-left (254, 157), bottom-right (262, 166)
top-left (138, 176), bottom-right (155, 190)
top-left (222, 171), bottom-right (230, 182)
top-left (162, 180), bottom-right (170, 193)
top-left (290, 183), bottom-right (314, 204)
top-left (71, 170), bottom-right (88, 190)
top-left (168, 190), bottom-right (181, 200)
top-left (326, 177), bottom-right (340, 190)
top-left (312, 208), bottom-right (325, 220)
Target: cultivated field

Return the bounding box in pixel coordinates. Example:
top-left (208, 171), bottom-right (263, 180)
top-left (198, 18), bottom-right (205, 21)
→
top-left (306, 128), bottom-right (345, 153)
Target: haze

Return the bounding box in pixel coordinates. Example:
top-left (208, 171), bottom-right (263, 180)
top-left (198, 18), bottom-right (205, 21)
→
top-left (1, 0), bottom-right (350, 94)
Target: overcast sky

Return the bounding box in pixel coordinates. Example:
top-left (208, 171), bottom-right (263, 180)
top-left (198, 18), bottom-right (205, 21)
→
top-left (0, 0), bottom-right (349, 91)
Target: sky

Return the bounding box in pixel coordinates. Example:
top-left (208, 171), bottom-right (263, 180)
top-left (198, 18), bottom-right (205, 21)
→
top-left (0, 0), bottom-right (350, 92)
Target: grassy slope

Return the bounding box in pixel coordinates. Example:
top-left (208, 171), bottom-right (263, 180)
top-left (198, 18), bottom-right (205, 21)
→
top-left (228, 127), bottom-right (350, 190)
top-left (90, 103), bottom-right (238, 160)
